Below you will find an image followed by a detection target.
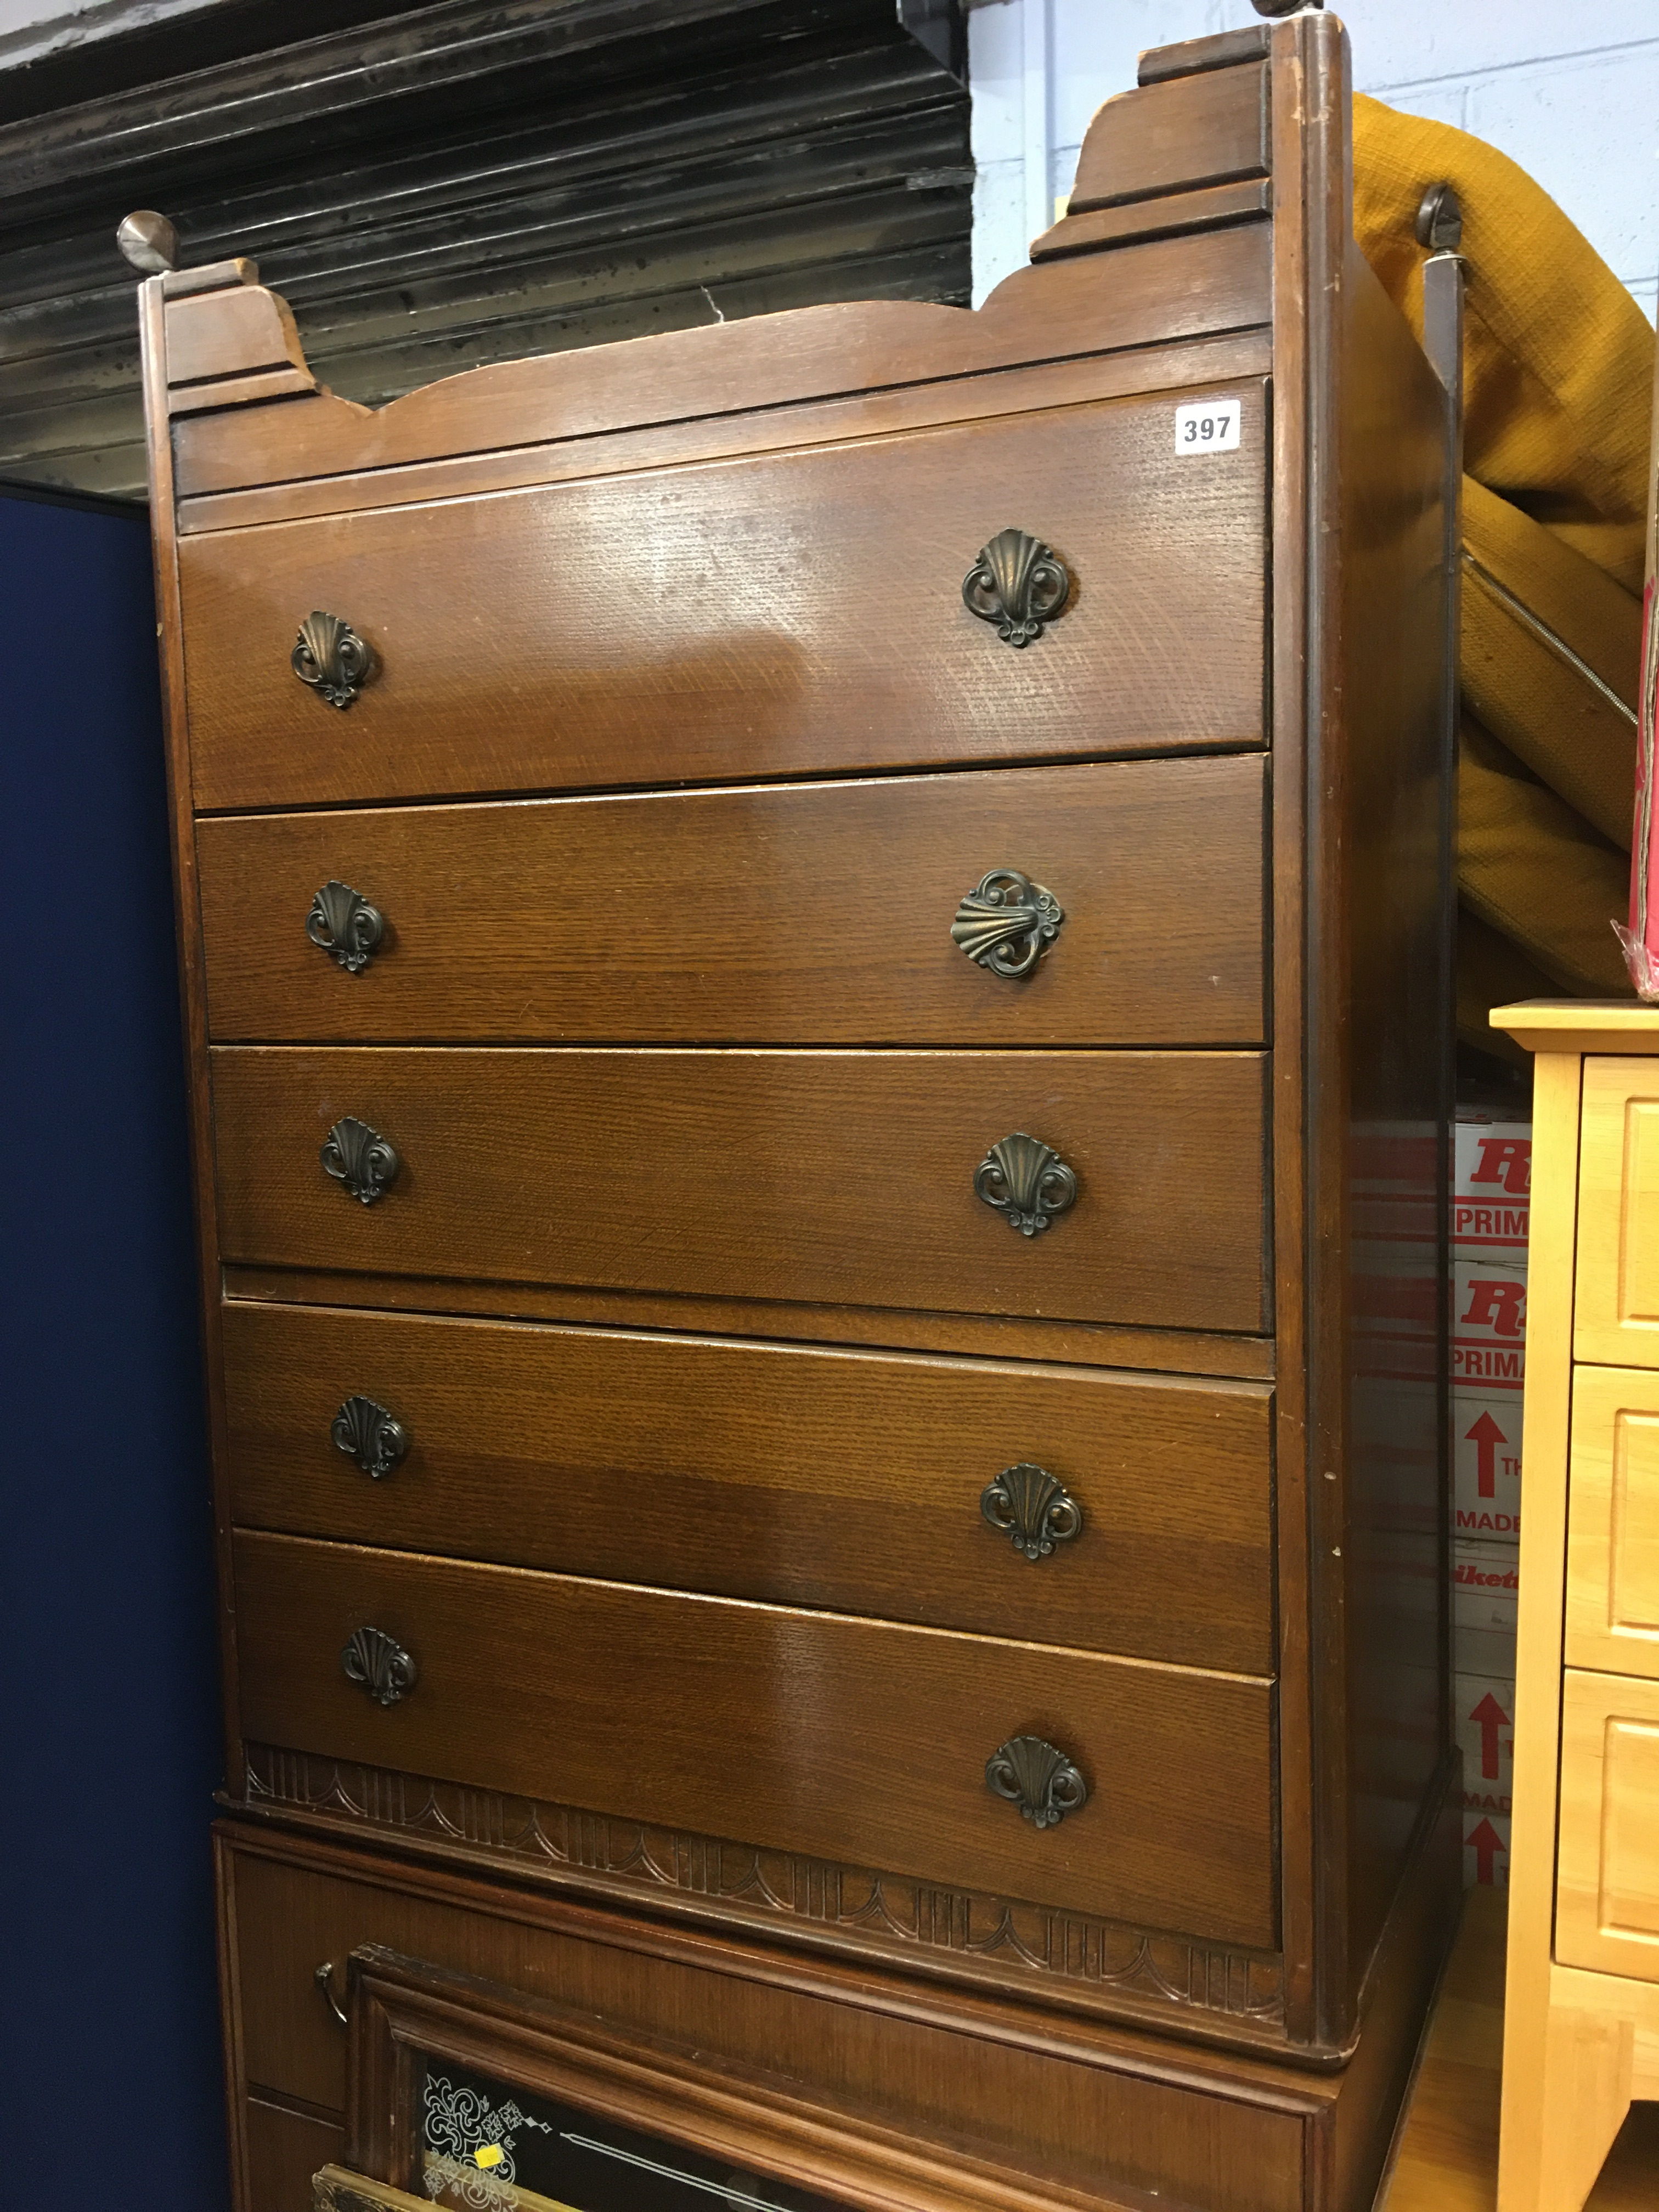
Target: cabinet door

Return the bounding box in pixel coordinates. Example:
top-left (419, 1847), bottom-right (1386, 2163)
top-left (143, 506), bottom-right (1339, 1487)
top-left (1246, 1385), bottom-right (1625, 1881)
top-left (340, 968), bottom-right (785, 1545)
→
top-left (1566, 1364), bottom-right (1659, 1680)
top-left (1575, 1058), bottom-right (1659, 1368)
top-left (1555, 1667), bottom-right (1659, 1982)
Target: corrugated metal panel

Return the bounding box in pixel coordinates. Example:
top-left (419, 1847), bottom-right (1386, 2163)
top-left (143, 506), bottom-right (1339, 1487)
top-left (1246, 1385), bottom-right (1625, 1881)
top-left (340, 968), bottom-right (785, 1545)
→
top-left (0, 0), bottom-right (970, 500)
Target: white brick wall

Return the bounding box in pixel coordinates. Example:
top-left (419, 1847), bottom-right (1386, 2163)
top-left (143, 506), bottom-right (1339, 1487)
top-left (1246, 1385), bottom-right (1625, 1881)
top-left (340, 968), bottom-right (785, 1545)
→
top-left (970, 0), bottom-right (1659, 318)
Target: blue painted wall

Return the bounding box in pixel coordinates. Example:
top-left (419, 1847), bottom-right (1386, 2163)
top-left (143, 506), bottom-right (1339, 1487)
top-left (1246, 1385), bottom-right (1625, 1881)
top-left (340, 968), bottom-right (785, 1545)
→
top-left (0, 489), bottom-right (228, 2205)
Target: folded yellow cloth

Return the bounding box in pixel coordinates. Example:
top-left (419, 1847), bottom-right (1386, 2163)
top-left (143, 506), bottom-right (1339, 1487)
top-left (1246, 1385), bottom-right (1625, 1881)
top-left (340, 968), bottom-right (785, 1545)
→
top-left (1351, 94), bottom-right (1651, 1048)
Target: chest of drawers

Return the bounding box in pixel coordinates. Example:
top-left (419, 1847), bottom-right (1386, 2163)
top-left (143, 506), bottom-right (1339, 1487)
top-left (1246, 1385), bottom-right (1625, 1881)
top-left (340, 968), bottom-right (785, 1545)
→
top-left (1495, 1006), bottom-right (1659, 2211)
top-left (140, 14), bottom-right (1458, 2211)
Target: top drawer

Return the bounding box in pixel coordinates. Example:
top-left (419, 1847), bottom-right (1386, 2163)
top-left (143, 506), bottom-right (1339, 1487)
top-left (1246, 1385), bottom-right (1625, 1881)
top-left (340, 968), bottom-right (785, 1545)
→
top-left (177, 383), bottom-right (1268, 811)
top-left (1576, 1057), bottom-right (1659, 1368)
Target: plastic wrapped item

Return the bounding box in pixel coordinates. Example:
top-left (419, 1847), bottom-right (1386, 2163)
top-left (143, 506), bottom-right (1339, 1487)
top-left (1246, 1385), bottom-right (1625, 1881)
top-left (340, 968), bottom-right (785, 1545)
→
top-left (1616, 332), bottom-right (1659, 997)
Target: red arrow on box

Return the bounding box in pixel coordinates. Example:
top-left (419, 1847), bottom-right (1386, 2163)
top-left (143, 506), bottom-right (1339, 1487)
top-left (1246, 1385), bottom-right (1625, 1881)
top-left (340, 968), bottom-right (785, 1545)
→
top-left (1465, 1409), bottom-right (1508, 1498)
top-left (1470, 1691), bottom-right (1511, 1778)
top-left (1466, 1817), bottom-right (1506, 1884)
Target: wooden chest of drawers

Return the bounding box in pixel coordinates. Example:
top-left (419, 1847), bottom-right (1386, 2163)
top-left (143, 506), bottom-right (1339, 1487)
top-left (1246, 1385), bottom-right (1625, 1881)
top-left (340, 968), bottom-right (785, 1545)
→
top-left (1494, 1008), bottom-right (1659, 2210)
top-left (140, 15), bottom-right (1458, 2211)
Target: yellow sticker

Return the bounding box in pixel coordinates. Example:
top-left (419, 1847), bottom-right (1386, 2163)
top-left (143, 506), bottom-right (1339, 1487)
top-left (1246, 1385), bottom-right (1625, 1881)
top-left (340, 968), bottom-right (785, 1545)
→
top-left (475, 2146), bottom-right (505, 2170)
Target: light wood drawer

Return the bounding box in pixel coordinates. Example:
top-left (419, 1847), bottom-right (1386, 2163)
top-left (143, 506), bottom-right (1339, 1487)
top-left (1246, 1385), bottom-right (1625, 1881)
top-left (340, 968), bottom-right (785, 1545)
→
top-left (233, 1530), bottom-right (1278, 1950)
top-left (1555, 1667), bottom-right (1659, 1983)
top-left (222, 1299), bottom-right (1274, 1673)
top-left (208, 1046), bottom-right (1269, 1334)
top-left (1574, 1057), bottom-right (1659, 1368)
top-left (1566, 1363), bottom-right (1659, 1679)
top-left (177, 386), bottom-right (1267, 811)
top-left (195, 756), bottom-right (1267, 1048)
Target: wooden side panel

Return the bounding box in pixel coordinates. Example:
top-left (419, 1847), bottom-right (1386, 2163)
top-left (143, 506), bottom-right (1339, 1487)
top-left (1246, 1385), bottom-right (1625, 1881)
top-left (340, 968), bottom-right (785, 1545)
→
top-left (1556, 1668), bottom-right (1659, 1984)
top-left (1577, 1057), bottom-right (1659, 1369)
top-left (196, 755), bottom-right (1269, 1048)
top-left (222, 1300), bottom-right (1276, 1673)
top-left (177, 384), bottom-right (1268, 810)
top-left (218, 1829), bottom-right (1313, 2212)
top-left (1068, 66), bottom-right (1270, 213)
top-left (207, 1046), bottom-right (1271, 1334)
top-left (246, 2097), bottom-right (344, 2212)
top-left (232, 1530), bottom-right (1278, 1948)
top-left (1567, 1364), bottom-right (1659, 1681)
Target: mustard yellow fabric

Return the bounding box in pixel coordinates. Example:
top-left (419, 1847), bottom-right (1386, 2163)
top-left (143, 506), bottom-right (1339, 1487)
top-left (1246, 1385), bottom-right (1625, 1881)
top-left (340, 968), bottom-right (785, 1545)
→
top-left (1351, 94), bottom-right (1651, 1047)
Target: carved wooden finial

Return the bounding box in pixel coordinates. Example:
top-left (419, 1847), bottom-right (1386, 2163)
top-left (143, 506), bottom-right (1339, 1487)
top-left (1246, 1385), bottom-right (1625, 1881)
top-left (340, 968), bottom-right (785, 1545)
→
top-left (117, 210), bottom-right (179, 274)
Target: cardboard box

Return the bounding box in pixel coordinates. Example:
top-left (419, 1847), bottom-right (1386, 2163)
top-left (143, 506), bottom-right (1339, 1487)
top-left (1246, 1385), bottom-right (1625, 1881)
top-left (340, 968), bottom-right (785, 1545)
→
top-left (1453, 1539), bottom-right (1519, 1677)
top-left (1455, 1669), bottom-right (1514, 1814)
top-left (1453, 1387), bottom-right (1522, 1537)
top-left (1463, 1809), bottom-right (1511, 1889)
top-left (1453, 1119), bottom-right (1531, 1255)
top-left (1452, 1254), bottom-right (1527, 1391)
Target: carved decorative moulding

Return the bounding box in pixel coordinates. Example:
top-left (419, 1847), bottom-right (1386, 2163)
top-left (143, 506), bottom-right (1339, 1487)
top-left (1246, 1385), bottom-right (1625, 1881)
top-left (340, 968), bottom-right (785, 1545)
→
top-left (292, 610), bottom-right (371, 708)
top-left (306, 878), bottom-right (385, 972)
top-left (951, 868), bottom-right (1064, 980)
top-left (331, 1393), bottom-right (409, 1479)
top-left (985, 1735), bottom-right (1088, 1830)
top-left (341, 1625), bottom-right (417, 1707)
top-left (244, 1743), bottom-right (1286, 2029)
top-left (973, 1131), bottom-right (1077, 1236)
top-left (320, 1115), bottom-right (400, 1205)
top-left (981, 1463), bottom-right (1083, 1562)
top-left (961, 529), bottom-right (1070, 647)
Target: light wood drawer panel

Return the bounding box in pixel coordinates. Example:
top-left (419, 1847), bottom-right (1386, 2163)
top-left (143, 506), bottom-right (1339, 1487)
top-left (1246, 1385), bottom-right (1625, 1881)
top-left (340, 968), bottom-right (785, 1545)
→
top-left (195, 756), bottom-right (1267, 1047)
top-left (177, 387), bottom-right (1267, 811)
top-left (1566, 1363), bottom-right (1659, 1679)
top-left (1556, 1668), bottom-right (1659, 1982)
top-left (222, 1299), bottom-right (1274, 1673)
top-left (232, 1531), bottom-right (1278, 1950)
top-left (1575, 1058), bottom-right (1659, 1368)
top-left (208, 1047), bottom-right (1268, 1334)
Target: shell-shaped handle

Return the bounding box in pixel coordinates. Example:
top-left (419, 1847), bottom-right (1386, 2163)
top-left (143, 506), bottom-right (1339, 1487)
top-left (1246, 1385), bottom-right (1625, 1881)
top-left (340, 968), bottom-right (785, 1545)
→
top-left (980, 1463), bottom-right (1082, 1561)
top-left (341, 1625), bottom-right (416, 1707)
top-left (962, 529), bottom-right (1070, 647)
top-left (320, 1116), bottom-right (400, 1205)
top-left (985, 1735), bottom-right (1088, 1828)
top-left (973, 1132), bottom-right (1077, 1236)
top-left (292, 610), bottom-right (371, 708)
top-left (331, 1395), bottom-right (409, 1479)
top-left (951, 870), bottom-right (1064, 980)
top-left (306, 879), bottom-right (385, 973)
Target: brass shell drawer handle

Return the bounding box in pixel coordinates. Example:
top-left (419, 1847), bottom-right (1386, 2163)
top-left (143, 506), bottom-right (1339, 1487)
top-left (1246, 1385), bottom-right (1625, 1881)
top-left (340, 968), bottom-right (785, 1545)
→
top-left (952, 869), bottom-right (1064, 979)
top-left (292, 610), bottom-right (371, 708)
top-left (962, 529), bottom-right (1070, 647)
top-left (341, 1625), bottom-right (416, 1707)
top-left (974, 1132), bottom-right (1077, 1236)
top-left (981, 1463), bottom-right (1082, 1561)
top-left (320, 1115), bottom-right (400, 1205)
top-left (986, 1735), bottom-right (1088, 1828)
top-left (306, 878), bottom-right (385, 973)
top-left (332, 1394), bottom-right (409, 1479)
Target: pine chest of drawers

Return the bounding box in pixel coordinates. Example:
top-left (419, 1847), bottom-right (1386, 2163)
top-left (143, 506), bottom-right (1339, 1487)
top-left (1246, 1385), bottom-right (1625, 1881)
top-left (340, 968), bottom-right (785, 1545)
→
top-left (140, 14), bottom-right (1458, 2211)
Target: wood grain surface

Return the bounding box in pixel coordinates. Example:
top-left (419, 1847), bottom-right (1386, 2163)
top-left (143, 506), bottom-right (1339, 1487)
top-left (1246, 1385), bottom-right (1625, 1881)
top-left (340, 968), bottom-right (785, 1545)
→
top-left (221, 1299), bottom-right (1274, 1671)
top-left (207, 1046), bottom-right (1271, 1332)
top-left (178, 384), bottom-right (1267, 810)
top-left (196, 755), bottom-right (1267, 1046)
top-left (233, 1530), bottom-right (1277, 1946)
top-left (1069, 63), bottom-right (1269, 215)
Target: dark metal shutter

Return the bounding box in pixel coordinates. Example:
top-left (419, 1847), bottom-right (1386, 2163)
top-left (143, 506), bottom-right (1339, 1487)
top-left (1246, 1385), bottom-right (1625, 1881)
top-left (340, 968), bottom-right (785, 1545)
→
top-left (0, 0), bottom-right (969, 501)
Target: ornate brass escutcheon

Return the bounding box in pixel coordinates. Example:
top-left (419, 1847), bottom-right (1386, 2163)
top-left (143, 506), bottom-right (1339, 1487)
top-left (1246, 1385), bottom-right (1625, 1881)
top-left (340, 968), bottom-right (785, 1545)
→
top-left (341, 1625), bottom-right (416, 1707)
top-left (320, 1115), bottom-right (400, 1205)
top-left (292, 610), bottom-right (371, 708)
top-left (306, 879), bottom-right (385, 973)
top-left (331, 1394), bottom-right (409, 1479)
top-left (973, 1132), bottom-right (1077, 1236)
top-left (985, 1735), bottom-right (1088, 1828)
top-left (961, 529), bottom-right (1070, 647)
top-left (980, 1463), bottom-right (1082, 1561)
top-left (951, 869), bottom-right (1064, 980)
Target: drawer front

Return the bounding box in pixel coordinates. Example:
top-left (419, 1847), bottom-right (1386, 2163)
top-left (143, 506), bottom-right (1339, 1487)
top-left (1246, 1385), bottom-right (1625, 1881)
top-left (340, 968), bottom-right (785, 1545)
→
top-left (1575, 1057), bottom-right (1659, 1368)
top-left (178, 386), bottom-right (1267, 811)
top-left (196, 756), bottom-right (1267, 1047)
top-left (222, 1300), bottom-right (1274, 1673)
top-left (210, 1047), bottom-right (1268, 1333)
top-left (1555, 1667), bottom-right (1659, 1982)
top-left (233, 1531), bottom-right (1278, 1949)
top-left (1566, 1363), bottom-right (1659, 1679)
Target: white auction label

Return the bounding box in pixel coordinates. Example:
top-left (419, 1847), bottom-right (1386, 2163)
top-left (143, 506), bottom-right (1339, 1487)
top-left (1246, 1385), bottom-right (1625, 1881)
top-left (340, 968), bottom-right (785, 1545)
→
top-left (1173, 398), bottom-right (1242, 454)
